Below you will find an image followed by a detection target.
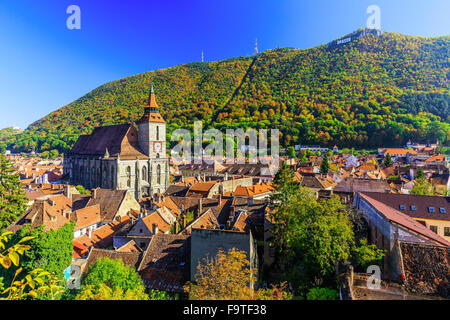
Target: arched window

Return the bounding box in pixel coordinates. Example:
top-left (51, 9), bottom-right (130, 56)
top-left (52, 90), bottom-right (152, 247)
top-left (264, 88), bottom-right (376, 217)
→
top-left (142, 166), bottom-right (147, 181)
top-left (80, 166), bottom-right (84, 182)
top-left (126, 166), bottom-right (131, 188)
top-left (103, 166), bottom-right (108, 187)
top-left (156, 126), bottom-right (159, 141)
top-left (156, 164), bottom-right (161, 184)
top-left (110, 166), bottom-right (115, 187)
top-left (91, 168), bottom-right (95, 185)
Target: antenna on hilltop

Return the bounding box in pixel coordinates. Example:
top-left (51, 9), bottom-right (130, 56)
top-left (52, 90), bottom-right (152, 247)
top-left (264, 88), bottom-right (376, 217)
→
top-left (254, 38), bottom-right (258, 55)
top-left (201, 50), bottom-right (204, 62)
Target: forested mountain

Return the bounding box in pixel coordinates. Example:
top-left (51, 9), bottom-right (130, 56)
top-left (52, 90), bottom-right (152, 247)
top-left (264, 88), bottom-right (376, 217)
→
top-left (2, 29), bottom-right (449, 153)
top-left (0, 127), bottom-right (23, 140)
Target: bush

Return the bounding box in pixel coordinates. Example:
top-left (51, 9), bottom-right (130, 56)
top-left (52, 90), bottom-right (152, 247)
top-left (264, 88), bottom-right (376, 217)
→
top-left (306, 287), bottom-right (339, 300)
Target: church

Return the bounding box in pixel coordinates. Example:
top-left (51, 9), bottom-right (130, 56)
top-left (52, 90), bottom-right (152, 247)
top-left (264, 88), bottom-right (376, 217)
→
top-left (63, 86), bottom-right (169, 199)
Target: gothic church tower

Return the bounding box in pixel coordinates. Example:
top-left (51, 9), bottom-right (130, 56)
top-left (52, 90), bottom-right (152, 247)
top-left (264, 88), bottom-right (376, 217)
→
top-left (137, 85), bottom-right (169, 196)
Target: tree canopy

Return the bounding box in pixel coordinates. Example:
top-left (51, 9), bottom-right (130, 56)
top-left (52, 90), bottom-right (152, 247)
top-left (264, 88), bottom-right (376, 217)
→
top-left (0, 154), bottom-right (28, 229)
top-left (76, 257), bottom-right (149, 300)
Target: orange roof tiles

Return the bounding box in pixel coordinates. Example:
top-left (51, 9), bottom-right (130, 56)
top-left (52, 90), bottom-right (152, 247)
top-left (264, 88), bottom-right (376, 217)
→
top-left (234, 182), bottom-right (274, 197)
top-left (141, 211), bottom-right (171, 234)
top-left (425, 154), bottom-right (446, 163)
top-left (70, 204), bottom-right (101, 230)
top-left (75, 216), bottom-right (131, 248)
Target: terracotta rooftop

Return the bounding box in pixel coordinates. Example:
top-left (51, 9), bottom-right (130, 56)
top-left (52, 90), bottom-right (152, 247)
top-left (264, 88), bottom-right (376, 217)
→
top-left (234, 182), bottom-right (274, 197)
top-left (7, 194), bottom-right (72, 232)
top-left (138, 233), bottom-right (189, 293)
top-left (70, 204), bottom-right (101, 230)
top-left (85, 247), bottom-right (142, 272)
top-left (85, 188), bottom-right (128, 221)
top-left (360, 192), bottom-right (450, 222)
top-left (69, 124), bottom-right (148, 159)
top-left (75, 216), bottom-right (131, 249)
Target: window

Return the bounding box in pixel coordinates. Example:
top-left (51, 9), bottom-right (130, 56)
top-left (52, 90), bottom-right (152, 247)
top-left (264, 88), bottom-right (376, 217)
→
top-left (156, 126), bottom-right (159, 141)
top-left (399, 204), bottom-right (405, 210)
top-left (139, 229), bottom-right (143, 234)
top-left (440, 208), bottom-right (446, 214)
top-left (126, 166), bottom-right (131, 188)
top-left (410, 205), bottom-right (416, 211)
top-left (157, 164), bottom-right (161, 184)
top-left (142, 166), bottom-right (147, 181)
top-left (428, 207), bottom-right (435, 213)
top-left (444, 227), bottom-right (450, 237)
top-left (110, 166), bottom-right (115, 187)
top-left (430, 225), bottom-right (438, 234)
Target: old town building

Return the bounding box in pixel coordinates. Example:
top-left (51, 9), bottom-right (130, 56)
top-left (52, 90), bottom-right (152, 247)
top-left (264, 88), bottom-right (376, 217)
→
top-left (63, 86), bottom-right (169, 199)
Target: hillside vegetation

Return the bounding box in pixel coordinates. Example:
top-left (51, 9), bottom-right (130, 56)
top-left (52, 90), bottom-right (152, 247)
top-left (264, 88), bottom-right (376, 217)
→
top-left (0, 127), bottom-right (23, 140)
top-left (2, 29), bottom-right (449, 153)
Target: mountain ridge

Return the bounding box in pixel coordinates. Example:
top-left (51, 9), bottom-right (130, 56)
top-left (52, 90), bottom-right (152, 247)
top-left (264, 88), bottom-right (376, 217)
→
top-left (2, 29), bottom-right (449, 153)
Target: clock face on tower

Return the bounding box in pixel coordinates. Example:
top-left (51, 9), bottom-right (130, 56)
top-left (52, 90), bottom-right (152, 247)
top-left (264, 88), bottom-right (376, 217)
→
top-left (153, 141), bottom-right (162, 153)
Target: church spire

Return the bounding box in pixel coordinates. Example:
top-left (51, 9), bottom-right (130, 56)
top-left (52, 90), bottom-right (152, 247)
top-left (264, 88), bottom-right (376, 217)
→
top-left (147, 83), bottom-right (159, 109)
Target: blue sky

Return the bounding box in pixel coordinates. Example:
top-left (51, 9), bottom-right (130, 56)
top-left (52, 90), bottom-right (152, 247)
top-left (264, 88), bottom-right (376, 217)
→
top-left (0, 0), bottom-right (449, 129)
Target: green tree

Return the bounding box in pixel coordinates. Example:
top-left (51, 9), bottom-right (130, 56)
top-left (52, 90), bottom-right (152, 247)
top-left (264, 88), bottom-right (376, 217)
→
top-left (286, 146), bottom-right (296, 159)
top-left (320, 155), bottom-right (329, 175)
top-left (0, 231), bottom-right (64, 300)
top-left (410, 177), bottom-right (434, 196)
top-left (75, 185), bottom-right (90, 195)
top-left (269, 187), bottom-right (354, 293)
top-left (352, 238), bottom-right (385, 271)
top-left (1, 222), bottom-right (75, 286)
top-left (306, 287), bottom-right (339, 300)
top-left (270, 162), bottom-right (297, 205)
top-left (416, 168), bottom-right (425, 180)
top-left (0, 154), bottom-right (28, 229)
top-left (384, 153), bottom-right (393, 167)
top-left (76, 257), bottom-right (148, 300)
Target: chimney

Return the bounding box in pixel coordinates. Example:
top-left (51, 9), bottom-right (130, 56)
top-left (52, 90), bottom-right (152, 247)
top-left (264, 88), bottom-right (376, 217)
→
top-left (224, 172), bottom-right (228, 181)
top-left (93, 188), bottom-right (97, 199)
top-left (182, 214), bottom-right (186, 229)
top-left (174, 219), bottom-right (179, 234)
top-left (218, 193), bottom-right (222, 204)
top-left (49, 198), bottom-right (55, 206)
top-left (152, 223), bottom-right (159, 235)
top-left (197, 198), bottom-right (203, 218)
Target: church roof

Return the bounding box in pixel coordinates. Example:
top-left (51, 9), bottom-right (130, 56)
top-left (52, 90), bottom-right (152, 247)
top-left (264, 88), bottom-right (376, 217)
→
top-left (69, 124), bottom-right (148, 159)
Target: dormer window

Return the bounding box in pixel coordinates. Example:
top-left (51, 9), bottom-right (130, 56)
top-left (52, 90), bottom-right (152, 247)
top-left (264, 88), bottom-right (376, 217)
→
top-left (428, 207), bottom-right (435, 213)
top-left (399, 205), bottom-right (405, 210)
top-left (411, 205), bottom-right (416, 211)
top-left (440, 208), bottom-right (446, 214)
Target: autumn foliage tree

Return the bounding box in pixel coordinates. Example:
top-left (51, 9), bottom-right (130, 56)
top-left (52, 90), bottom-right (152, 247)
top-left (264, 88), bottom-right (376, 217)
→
top-left (0, 231), bottom-right (64, 300)
top-left (185, 248), bottom-right (293, 300)
top-left (185, 248), bottom-right (256, 300)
